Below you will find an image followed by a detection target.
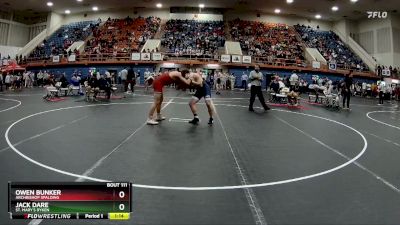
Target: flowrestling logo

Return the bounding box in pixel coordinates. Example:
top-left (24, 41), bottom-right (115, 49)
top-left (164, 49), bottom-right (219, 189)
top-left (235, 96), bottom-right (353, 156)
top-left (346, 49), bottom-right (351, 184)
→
top-left (367, 11), bottom-right (388, 19)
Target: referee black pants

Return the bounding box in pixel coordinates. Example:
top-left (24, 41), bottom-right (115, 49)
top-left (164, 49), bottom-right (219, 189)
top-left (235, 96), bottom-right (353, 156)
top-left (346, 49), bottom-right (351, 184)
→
top-left (342, 91), bottom-right (351, 108)
top-left (249, 85), bottom-right (268, 110)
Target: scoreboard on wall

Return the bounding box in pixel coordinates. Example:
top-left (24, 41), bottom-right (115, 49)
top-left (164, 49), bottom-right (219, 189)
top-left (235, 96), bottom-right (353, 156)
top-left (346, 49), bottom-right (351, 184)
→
top-left (8, 182), bottom-right (132, 220)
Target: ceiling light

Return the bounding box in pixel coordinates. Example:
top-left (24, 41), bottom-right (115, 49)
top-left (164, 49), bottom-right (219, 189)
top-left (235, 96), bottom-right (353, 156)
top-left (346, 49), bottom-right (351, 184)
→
top-left (92, 6), bottom-right (98, 11)
top-left (274, 9), bottom-right (281, 14)
top-left (331, 6), bottom-right (339, 11)
top-left (199, 3), bottom-right (205, 8)
top-left (286, 0), bottom-right (294, 3)
top-left (47, 2), bottom-right (53, 7)
top-left (77, 0), bottom-right (83, 2)
top-left (315, 14), bottom-right (321, 19)
top-left (156, 3), bottom-right (162, 8)
top-left (350, 0), bottom-right (358, 2)
top-left (65, 10), bottom-right (71, 14)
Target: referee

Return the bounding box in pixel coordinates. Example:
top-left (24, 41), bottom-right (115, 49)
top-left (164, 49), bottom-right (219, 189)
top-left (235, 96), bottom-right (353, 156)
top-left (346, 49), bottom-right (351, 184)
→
top-left (249, 65), bottom-right (270, 112)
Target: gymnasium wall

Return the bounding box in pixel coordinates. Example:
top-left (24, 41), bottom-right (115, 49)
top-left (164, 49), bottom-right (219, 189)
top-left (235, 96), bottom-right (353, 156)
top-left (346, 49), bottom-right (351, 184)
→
top-left (224, 10), bottom-right (332, 30)
top-left (0, 45), bottom-right (21, 58)
top-left (29, 22), bottom-right (47, 41)
top-left (391, 15), bottom-right (400, 67)
top-left (169, 13), bottom-right (223, 21)
top-left (63, 9), bottom-right (170, 24)
top-left (354, 16), bottom-right (394, 65)
top-left (0, 18), bottom-right (47, 49)
top-left (0, 20), bottom-right (9, 46)
top-left (46, 12), bottom-right (64, 36)
top-left (0, 19), bottom-right (29, 47)
top-left (8, 22), bottom-right (29, 47)
top-left (228, 68), bottom-right (376, 88)
top-left (332, 19), bottom-right (357, 41)
top-left (60, 8), bottom-right (332, 29)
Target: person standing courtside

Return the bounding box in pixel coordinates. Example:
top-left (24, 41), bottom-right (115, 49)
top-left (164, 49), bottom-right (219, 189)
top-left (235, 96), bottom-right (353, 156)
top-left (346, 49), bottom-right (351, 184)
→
top-left (249, 65), bottom-right (270, 112)
top-left (126, 67), bottom-right (135, 93)
top-left (120, 68), bottom-right (128, 93)
top-left (241, 71), bottom-right (248, 91)
top-left (341, 70), bottom-right (353, 110)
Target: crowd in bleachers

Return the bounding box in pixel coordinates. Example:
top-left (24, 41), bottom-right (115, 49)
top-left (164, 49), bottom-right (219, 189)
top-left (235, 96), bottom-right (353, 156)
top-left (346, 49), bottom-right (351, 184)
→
top-left (29, 20), bottom-right (99, 60)
top-left (85, 16), bottom-right (161, 55)
top-left (161, 20), bottom-right (225, 57)
top-left (294, 24), bottom-right (368, 71)
top-left (230, 19), bottom-right (304, 63)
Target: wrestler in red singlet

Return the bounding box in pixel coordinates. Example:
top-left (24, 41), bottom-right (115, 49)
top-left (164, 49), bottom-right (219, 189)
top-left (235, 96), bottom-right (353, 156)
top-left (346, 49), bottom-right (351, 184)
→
top-left (153, 72), bottom-right (174, 93)
top-left (147, 70), bottom-right (192, 125)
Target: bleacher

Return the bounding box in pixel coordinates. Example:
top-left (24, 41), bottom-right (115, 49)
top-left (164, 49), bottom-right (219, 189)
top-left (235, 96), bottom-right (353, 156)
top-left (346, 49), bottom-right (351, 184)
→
top-left (85, 16), bottom-right (161, 55)
top-left (29, 20), bottom-right (99, 59)
top-left (229, 19), bottom-right (305, 64)
top-left (161, 19), bottom-right (225, 57)
top-left (294, 24), bottom-right (368, 71)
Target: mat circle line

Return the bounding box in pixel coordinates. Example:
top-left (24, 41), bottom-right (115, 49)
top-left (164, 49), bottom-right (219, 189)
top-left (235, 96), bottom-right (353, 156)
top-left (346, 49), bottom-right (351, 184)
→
top-left (366, 111), bottom-right (400, 130)
top-left (5, 102), bottom-right (367, 190)
top-left (0, 98), bottom-right (22, 113)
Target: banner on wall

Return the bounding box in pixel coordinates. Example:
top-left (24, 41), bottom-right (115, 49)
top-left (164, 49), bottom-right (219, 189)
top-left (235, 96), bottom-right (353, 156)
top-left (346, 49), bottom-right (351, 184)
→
top-left (328, 63), bottom-right (337, 70)
top-left (220, 55), bottom-right (231, 63)
top-left (242, 56), bottom-right (252, 64)
top-left (131, 53), bottom-right (140, 61)
top-left (232, 55), bottom-right (242, 63)
top-left (169, 13), bottom-right (223, 21)
top-left (312, 61), bottom-right (321, 69)
top-left (68, 54), bottom-right (76, 62)
top-left (141, 53), bottom-right (151, 61)
top-left (52, 55), bottom-right (60, 63)
top-left (152, 53), bottom-right (162, 61)
top-left (382, 69), bottom-right (391, 76)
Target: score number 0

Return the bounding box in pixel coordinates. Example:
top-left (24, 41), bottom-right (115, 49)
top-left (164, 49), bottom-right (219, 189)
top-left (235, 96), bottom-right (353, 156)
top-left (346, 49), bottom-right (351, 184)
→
top-left (118, 191), bottom-right (125, 211)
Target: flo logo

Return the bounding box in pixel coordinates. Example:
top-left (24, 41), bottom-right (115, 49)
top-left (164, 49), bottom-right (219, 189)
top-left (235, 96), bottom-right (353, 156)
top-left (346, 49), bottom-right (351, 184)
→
top-left (367, 11), bottom-right (388, 19)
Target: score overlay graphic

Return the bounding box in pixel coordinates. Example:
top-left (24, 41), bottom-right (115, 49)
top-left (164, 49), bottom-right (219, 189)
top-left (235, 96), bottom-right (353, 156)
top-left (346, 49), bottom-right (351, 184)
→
top-left (8, 182), bottom-right (132, 220)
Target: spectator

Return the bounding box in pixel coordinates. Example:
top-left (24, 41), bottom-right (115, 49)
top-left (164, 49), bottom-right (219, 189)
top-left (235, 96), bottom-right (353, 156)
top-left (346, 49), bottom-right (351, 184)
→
top-left (0, 72), bottom-right (3, 91)
top-left (120, 68), bottom-right (128, 92)
top-left (161, 19), bottom-right (225, 57)
top-left (230, 19), bottom-right (304, 64)
top-left (289, 70), bottom-right (299, 90)
top-left (59, 73), bottom-right (69, 88)
top-left (295, 24), bottom-right (368, 71)
top-left (5, 72), bottom-right (11, 90)
top-left (98, 74), bottom-right (111, 99)
top-left (29, 21), bottom-right (99, 60)
top-left (86, 74), bottom-right (100, 100)
top-left (85, 17), bottom-right (160, 55)
top-left (241, 71), bottom-right (248, 91)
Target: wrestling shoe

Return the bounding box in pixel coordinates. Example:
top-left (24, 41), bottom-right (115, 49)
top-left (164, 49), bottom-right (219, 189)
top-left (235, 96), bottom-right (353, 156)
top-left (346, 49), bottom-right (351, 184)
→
top-left (156, 115), bottom-right (166, 121)
top-left (208, 118), bottom-right (214, 125)
top-left (189, 117), bottom-right (200, 125)
top-left (146, 119), bottom-right (159, 125)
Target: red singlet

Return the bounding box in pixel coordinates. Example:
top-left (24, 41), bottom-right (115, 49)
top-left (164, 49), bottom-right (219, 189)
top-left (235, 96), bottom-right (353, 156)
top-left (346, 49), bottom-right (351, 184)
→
top-left (153, 72), bottom-right (174, 93)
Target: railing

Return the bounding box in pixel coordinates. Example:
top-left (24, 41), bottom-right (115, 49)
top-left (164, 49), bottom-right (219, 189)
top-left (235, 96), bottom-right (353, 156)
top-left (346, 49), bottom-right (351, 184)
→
top-left (22, 52), bottom-right (378, 78)
top-left (252, 56), bottom-right (307, 68)
top-left (162, 53), bottom-right (219, 62)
